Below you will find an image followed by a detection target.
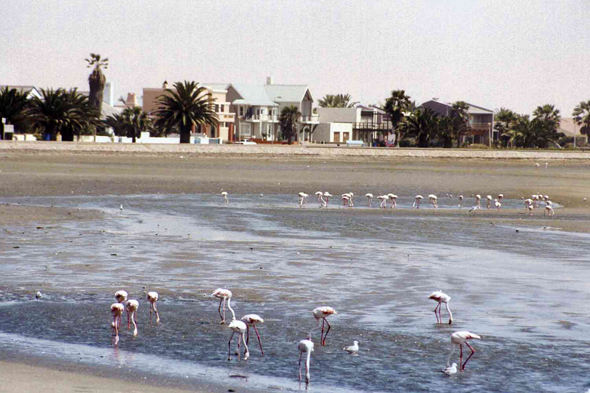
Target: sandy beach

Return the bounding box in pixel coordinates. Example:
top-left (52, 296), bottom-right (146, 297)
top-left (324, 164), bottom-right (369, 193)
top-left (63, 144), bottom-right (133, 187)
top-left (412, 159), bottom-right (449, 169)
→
top-left (1, 142), bottom-right (590, 392)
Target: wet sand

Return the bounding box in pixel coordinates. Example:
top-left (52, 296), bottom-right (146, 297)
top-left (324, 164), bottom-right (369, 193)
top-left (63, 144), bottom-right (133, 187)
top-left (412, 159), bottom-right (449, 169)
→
top-left (1, 145), bottom-right (590, 391)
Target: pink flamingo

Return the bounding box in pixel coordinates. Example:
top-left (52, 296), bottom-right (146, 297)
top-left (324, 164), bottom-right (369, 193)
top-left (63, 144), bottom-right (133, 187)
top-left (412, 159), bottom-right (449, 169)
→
top-left (388, 194), bottom-right (398, 209)
top-left (111, 303), bottom-right (124, 346)
top-left (413, 195), bottom-right (423, 209)
top-left (428, 290), bottom-right (453, 324)
top-left (212, 288), bottom-right (232, 324)
top-left (428, 194), bottom-right (438, 208)
top-left (475, 194), bottom-right (481, 208)
top-left (458, 195), bottom-right (464, 208)
top-left (313, 306), bottom-right (337, 346)
top-left (545, 205), bottom-right (554, 216)
top-left (125, 299), bottom-right (139, 336)
top-left (227, 297), bottom-right (249, 361)
top-left (447, 331), bottom-right (481, 371)
top-left (365, 193), bottom-right (373, 207)
top-left (298, 337), bottom-right (314, 383)
top-left (241, 314), bottom-right (265, 355)
top-left (221, 191), bottom-right (229, 204)
top-left (147, 291), bottom-right (160, 324)
top-left (378, 195), bottom-right (388, 209)
top-left (494, 199), bottom-right (501, 210)
top-left (114, 290), bottom-right (128, 327)
top-left (323, 192), bottom-right (332, 207)
top-left (298, 192), bottom-right (308, 207)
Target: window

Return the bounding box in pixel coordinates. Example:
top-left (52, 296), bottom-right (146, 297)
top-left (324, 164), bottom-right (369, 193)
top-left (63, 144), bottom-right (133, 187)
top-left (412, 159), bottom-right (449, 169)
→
top-left (214, 104), bottom-right (219, 112)
top-left (239, 106), bottom-right (244, 116)
top-left (221, 104), bottom-right (224, 112)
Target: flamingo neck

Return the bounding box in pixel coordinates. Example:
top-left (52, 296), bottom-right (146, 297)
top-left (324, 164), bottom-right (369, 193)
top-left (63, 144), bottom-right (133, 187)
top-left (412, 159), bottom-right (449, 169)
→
top-left (227, 297), bottom-right (236, 321)
top-left (306, 350), bottom-right (311, 379)
top-left (445, 303), bottom-right (453, 323)
top-left (447, 344), bottom-right (455, 366)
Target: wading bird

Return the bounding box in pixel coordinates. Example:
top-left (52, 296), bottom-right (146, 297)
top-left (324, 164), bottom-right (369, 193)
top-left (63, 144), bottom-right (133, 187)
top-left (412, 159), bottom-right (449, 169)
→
top-left (343, 341), bottom-right (359, 354)
top-left (114, 290), bottom-right (128, 326)
top-left (125, 299), bottom-right (139, 336)
top-left (413, 195), bottom-right (424, 209)
top-left (313, 306), bottom-right (337, 346)
top-left (227, 298), bottom-right (249, 361)
top-left (241, 314), bottom-right (265, 355)
top-left (365, 193), bottom-right (373, 208)
top-left (213, 288), bottom-right (233, 324)
top-left (428, 194), bottom-right (438, 208)
top-left (475, 194), bottom-right (481, 208)
top-left (494, 199), bottom-right (501, 210)
top-left (147, 291), bottom-right (160, 324)
top-left (545, 205), bottom-right (554, 216)
top-left (388, 194), bottom-right (398, 209)
top-left (441, 363), bottom-right (458, 375)
top-left (298, 192), bottom-right (308, 207)
top-left (447, 331), bottom-right (481, 371)
top-left (221, 191), bottom-right (229, 204)
top-left (378, 195), bottom-right (388, 209)
top-left (428, 291), bottom-right (453, 324)
top-left (458, 195), bottom-right (464, 208)
top-left (323, 192), bottom-right (332, 207)
top-left (111, 303), bottom-right (124, 346)
top-left (298, 337), bottom-right (314, 383)
top-left (486, 195), bottom-right (492, 209)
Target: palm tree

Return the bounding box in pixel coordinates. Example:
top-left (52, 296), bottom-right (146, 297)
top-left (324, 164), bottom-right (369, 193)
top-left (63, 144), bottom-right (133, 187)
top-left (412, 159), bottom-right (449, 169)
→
top-left (153, 81), bottom-right (217, 143)
top-left (494, 108), bottom-right (518, 147)
top-left (383, 90), bottom-right (412, 147)
top-left (279, 105), bottom-right (301, 144)
top-left (28, 88), bottom-right (99, 141)
top-left (86, 53), bottom-right (108, 115)
top-left (532, 104), bottom-right (563, 148)
top-left (0, 87), bottom-right (30, 134)
top-left (399, 107), bottom-right (439, 147)
top-left (105, 107), bottom-right (152, 143)
top-left (318, 94), bottom-right (358, 108)
top-left (573, 100), bottom-right (590, 137)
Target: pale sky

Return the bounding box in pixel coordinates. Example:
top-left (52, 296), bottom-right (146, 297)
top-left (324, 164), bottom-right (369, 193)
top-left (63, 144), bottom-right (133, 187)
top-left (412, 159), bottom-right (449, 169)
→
top-left (2, 0), bottom-right (589, 115)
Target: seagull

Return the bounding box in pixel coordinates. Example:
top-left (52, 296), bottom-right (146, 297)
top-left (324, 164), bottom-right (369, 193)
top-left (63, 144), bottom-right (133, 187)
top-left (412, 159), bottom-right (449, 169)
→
top-left (343, 341), bottom-right (359, 354)
top-left (35, 291), bottom-right (42, 300)
top-left (441, 363), bottom-right (458, 375)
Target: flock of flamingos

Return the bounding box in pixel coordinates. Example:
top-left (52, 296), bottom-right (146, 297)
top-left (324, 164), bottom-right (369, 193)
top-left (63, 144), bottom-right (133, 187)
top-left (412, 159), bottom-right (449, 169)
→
top-left (108, 287), bottom-right (477, 384)
top-left (103, 189), bottom-right (558, 387)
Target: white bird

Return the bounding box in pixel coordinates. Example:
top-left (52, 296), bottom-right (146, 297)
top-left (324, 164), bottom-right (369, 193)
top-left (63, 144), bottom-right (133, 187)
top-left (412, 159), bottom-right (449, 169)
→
top-left (343, 340), bottom-right (359, 354)
top-left (458, 195), bottom-right (464, 208)
top-left (298, 192), bottom-right (308, 207)
top-left (413, 195), bottom-right (424, 209)
top-left (241, 314), bottom-right (265, 355)
top-left (347, 192), bottom-right (355, 207)
top-left (475, 194), bottom-right (481, 208)
top-left (447, 331), bottom-right (481, 371)
top-left (388, 193), bottom-right (398, 209)
top-left (147, 291), bottom-right (160, 324)
top-left (323, 192), bottom-right (332, 207)
top-left (114, 290), bottom-right (128, 327)
top-left (428, 291), bottom-right (453, 324)
top-left (35, 291), bottom-right (42, 300)
top-left (221, 191), bottom-right (229, 204)
top-left (315, 191), bottom-right (323, 203)
top-left (494, 199), bottom-right (501, 210)
top-left (227, 297), bottom-right (249, 361)
top-left (125, 299), bottom-right (139, 336)
top-left (313, 306), bottom-right (338, 346)
top-left (111, 303), bottom-right (124, 346)
top-left (341, 193), bottom-right (351, 208)
top-left (365, 193), bottom-right (373, 208)
top-left (441, 362), bottom-right (458, 375)
top-left (378, 195), bottom-right (388, 209)
top-left (545, 205), bottom-right (554, 216)
top-left (212, 288), bottom-right (232, 324)
top-left (428, 194), bottom-right (438, 208)
top-left (119, 204), bottom-right (124, 211)
top-left (298, 337), bottom-right (314, 383)
top-left (486, 195), bottom-right (492, 209)
top-left (497, 194), bottom-right (504, 201)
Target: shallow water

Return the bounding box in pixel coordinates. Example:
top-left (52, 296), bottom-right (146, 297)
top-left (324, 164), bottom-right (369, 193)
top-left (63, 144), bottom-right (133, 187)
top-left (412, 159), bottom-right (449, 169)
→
top-left (0, 194), bottom-right (589, 392)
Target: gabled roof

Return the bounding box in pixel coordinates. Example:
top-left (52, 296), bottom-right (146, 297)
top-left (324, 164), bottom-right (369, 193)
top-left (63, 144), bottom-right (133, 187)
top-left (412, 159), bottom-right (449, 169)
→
top-left (264, 84), bottom-right (312, 103)
top-left (229, 84), bottom-right (278, 106)
top-left (202, 83), bottom-right (231, 92)
top-left (422, 99), bottom-right (493, 114)
top-left (0, 85), bottom-right (42, 99)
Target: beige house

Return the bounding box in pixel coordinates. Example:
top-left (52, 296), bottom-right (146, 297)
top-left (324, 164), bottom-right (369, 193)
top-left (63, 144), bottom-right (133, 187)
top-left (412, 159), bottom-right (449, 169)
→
top-left (142, 83), bottom-right (236, 142)
top-left (558, 117), bottom-right (588, 145)
top-left (315, 106), bottom-right (392, 145)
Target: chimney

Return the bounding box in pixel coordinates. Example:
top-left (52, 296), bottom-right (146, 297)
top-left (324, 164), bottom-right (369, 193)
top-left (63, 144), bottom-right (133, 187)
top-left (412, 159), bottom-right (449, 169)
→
top-left (266, 76), bottom-right (273, 85)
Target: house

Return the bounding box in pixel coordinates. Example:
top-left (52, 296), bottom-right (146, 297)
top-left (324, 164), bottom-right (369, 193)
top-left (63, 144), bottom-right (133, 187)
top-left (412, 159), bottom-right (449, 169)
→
top-left (143, 83), bottom-right (236, 142)
top-left (315, 106), bottom-right (392, 145)
top-left (227, 78), bottom-right (318, 142)
top-left (558, 117), bottom-right (588, 146)
top-left (0, 85), bottom-right (42, 100)
top-left (421, 100), bottom-right (495, 145)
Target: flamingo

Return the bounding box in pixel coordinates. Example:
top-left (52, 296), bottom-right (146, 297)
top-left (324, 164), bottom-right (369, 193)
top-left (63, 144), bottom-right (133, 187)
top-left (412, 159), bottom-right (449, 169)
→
top-left (114, 290), bottom-right (128, 326)
top-left (447, 331), bottom-right (481, 371)
top-left (298, 337), bottom-right (314, 383)
top-left (545, 205), bottom-right (554, 216)
top-left (388, 194), bottom-right (398, 209)
top-left (524, 198), bottom-right (533, 210)
top-left (241, 314), bottom-right (265, 355)
top-left (323, 192), bottom-right (332, 207)
top-left (343, 341), bottom-right (359, 354)
top-left (428, 291), bottom-right (453, 324)
top-left (494, 199), bottom-right (501, 210)
top-left (212, 288), bottom-right (232, 324)
top-left (341, 194), bottom-right (351, 208)
top-left (347, 192), bottom-right (355, 207)
top-left (147, 291), bottom-right (160, 324)
top-left (365, 193), bottom-right (373, 208)
top-left (315, 191), bottom-right (323, 203)
top-left (428, 194), bottom-right (438, 208)
top-left (378, 195), bottom-right (388, 209)
top-left (125, 299), bottom-right (139, 336)
top-left (527, 205), bottom-right (534, 216)
top-left (497, 194), bottom-right (504, 202)
top-left (458, 195), bottom-right (464, 208)
top-left (111, 303), bottom-right (124, 346)
top-left (486, 195), bottom-right (492, 209)
top-left (227, 297), bottom-right (249, 361)
top-left (313, 306), bottom-right (337, 346)
top-left (441, 363), bottom-right (458, 375)
top-left (475, 194), bottom-right (481, 208)
top-left (298, 192), bottom-right (308, 207)
top-left (413, 195), bottom-right (423, 209)
top-left (221, 191), bottom-right (229, 205)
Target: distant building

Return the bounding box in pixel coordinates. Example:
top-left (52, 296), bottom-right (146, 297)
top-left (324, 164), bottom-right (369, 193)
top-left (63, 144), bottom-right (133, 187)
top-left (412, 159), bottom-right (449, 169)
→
top-left (421, 100), bottom-right (495, 145)
top-left (315, 106), bottom-right (392, 145)
top-left (558, 117), bottom-right (588, 145)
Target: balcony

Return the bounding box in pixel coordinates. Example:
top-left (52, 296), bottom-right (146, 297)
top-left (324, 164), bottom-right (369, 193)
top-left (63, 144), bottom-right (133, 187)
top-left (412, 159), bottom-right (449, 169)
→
top-left (301, 115), bottom-right (319, 124)
top-left (247, 114), bottom-right (278, 122)
top-left (468, 122), bottom-right (492, 130)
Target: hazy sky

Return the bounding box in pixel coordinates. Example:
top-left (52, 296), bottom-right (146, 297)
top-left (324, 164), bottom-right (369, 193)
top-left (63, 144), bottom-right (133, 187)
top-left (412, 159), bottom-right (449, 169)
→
top-left (3, 0), bottom-right (589, 115)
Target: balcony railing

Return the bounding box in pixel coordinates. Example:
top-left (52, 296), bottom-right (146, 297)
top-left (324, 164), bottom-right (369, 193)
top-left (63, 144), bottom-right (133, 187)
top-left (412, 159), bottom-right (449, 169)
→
top-left (468, 122), bottom-right (492, 130)
top-left (301, 115), bottom-right (319, 123)
top-left (352, 122), bottom-right (392, 131)
top-left (247, 114), bottom-right (278, 122)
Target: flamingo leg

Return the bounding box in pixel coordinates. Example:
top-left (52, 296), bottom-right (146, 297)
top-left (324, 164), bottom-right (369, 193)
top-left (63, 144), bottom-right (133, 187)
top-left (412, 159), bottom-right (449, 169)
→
top-left (433, 303), bottom-right (441, 323)
top-left (217, 298), bottom-right (223, 323)
top-left (462, 342), bottom-right (476, 371)
top-left (459, 344), bottom-right (463, 372)
top-left (237, 332), bottom-right (241, 360)
top-left (228, 331), bottom-right (235, 361)
top-left (127, 310), bottom-right (131, 329)
top-left (153, 302), bottom-right (160, 324)
top-left (149, 303), bottom-right (153, 324)
top-left (242, 332), bottom-right (249, 360)
top-left (323, 319), bottom-right (332, 346)
top-left (320, 319), bottom-right (325, 345)
top-left (298, 351), bottom-right (303, 381)
top-left (246, 325), bottom-right (250, 345)
top-left (438, 304), bottom-right (443, 323)
top-left (253, 324), bottom-right (264, 355)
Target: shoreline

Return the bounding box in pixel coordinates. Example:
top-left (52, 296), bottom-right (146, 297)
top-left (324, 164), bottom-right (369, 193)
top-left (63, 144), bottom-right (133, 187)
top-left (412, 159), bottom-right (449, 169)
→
top-left (2, 140), bottom-right (590, 160)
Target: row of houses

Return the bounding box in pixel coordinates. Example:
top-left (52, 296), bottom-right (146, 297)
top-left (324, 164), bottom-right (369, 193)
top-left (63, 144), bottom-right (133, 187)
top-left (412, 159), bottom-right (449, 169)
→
top-left (2, 80), bottom-right (586, 145)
